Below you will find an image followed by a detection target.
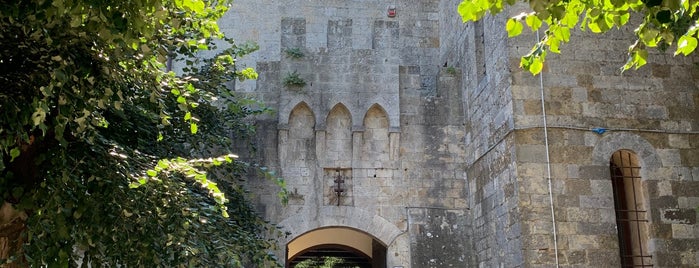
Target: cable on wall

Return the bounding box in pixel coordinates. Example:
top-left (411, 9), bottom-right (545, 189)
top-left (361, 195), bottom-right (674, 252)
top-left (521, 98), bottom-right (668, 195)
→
top-left (536, 29), bottom-right (560, 268)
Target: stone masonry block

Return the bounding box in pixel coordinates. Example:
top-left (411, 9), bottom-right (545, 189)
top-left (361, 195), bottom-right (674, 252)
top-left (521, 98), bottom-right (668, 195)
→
top-left (578, 165), bottom-right (609, 181)
top-left (579, 195), bottom-right (613, 209)
top-left (565, 207), bottom-right (601, 222)
top-left (519, 177), bottom-right (549, 195)
top-left (671, 224), bottom-right (696, 239)
top-left (589, 179), bottom-right (613, 196)
top-left (658, 180), bottom-right (673, 196)
top-left (672, 181), bottom-right (699, 197)
top-left (567, 164), bottom-right (580, 178)
top-left (677, 196), bottom-right (699, 209)
top-left (658, 149), bottom-right (682, 167)
top-left (680, 148), bottom-right (699, 166)
top-left (516, 145), bottom-right (547, 163)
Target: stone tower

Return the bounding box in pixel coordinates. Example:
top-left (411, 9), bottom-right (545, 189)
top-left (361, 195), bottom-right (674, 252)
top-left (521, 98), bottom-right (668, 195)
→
top-left (213, 0), bottom-right (699, 267)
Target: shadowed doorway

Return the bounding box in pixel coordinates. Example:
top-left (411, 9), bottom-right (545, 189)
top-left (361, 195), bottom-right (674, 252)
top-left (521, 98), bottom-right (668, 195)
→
top-left (286, 227), bottom-right (386, 268)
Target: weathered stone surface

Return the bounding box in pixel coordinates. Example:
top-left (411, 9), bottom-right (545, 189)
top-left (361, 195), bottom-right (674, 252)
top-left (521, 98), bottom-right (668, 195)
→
top-left (201, 0), bottom-right (699, 267)
top-left (409, 208), bottom-right (473, 267)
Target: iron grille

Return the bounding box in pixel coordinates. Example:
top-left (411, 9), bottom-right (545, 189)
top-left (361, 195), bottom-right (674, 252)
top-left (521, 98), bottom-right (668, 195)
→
top-left (610, 150), bottom-right (652, 267)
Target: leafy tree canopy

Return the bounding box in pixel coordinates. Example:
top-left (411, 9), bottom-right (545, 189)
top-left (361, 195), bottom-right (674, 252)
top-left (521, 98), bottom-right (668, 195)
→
top-left (459, 0), bottom-right (699, 74)
top-left (295, 256), bottom-right (355, 268)
top-left (0, 0), bottom-right (284, 266)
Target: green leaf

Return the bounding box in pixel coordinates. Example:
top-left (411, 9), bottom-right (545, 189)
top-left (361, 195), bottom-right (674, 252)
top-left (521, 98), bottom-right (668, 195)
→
top-left (32, 108), bottom-right (46, 126)
top-left (506, 18), bottom-right (524, 37)
top-left (530, 0), bottom-right (549, 13)
top-left (529, 57), bottom-right (544, 74)
top-left (676, 35), bottom-right (698, 56)
top-left (186, 83), bottom-right (196, 93)
top-left (458, 1), bottom-right (477, 21)
top-left (190, 122), bottom-right (198, 134)
top-left (520, 50), bottom-right (546, 75)
top-left (588, 20), bottom-right (602, 33)
top-left (624, 49), bottom-right (648, 70)
top-left (182, 0), bottom-right (205, 13)
top-left (548, 36), bottom-right (561, 53)
top-left (612, 12), bottom-right (630, 26)
top-left (640, 27), bottom-right (660, 47)
top-left (550, 6), bottom-right (566, 20)
top-left (147, 170), bottom-right (158, 177)
top-left (562, 11), bottom-right (579, 27)
top-left (158, 160), bottom-right (170, 169)
top-left (552, 26), bottom-right (571, 42)
top-left (526, 14), bottom-right (543, 31)
top-left (240, 67), bottom-right (258, 80)
top-left (10, 147), bottom-right (20, 162)
top-left (608, 0), bottom-right (625, 7)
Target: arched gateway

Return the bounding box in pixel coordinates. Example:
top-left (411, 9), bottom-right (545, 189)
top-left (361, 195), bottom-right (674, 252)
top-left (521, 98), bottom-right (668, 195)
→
top-left (277, 206), bottom-right (403, 268)
top-left (287, 227), bottom-right (384, 268)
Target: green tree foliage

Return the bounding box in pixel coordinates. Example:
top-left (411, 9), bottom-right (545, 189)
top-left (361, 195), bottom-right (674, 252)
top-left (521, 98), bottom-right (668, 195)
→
top-left (0, 0), bottom-right (284, 266)
top-left (459, 0), bottom-right (699, 74)
top-left (295, 256), bottom-right (357, 268)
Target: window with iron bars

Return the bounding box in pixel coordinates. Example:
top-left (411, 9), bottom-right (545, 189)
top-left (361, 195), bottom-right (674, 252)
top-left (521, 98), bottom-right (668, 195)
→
top-left (610, 150), bottom-right (652, 267)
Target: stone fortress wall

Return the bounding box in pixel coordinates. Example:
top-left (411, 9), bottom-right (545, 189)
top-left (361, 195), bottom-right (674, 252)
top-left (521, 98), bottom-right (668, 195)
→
top-left (209, 0), bottom-right (699, 267)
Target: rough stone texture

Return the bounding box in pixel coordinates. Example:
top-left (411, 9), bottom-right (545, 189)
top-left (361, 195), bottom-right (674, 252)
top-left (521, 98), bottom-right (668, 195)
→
top-left (408, 208), bottom-right (474, 267)
top-left (192, 0), bottom-right (699, 267)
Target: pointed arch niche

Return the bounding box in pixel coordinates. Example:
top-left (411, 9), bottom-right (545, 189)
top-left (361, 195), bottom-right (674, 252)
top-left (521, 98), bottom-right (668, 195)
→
top-left (287, 103), bottom-right (316, 165)
top-left (324, 103), bottom-right (353, 168)
top-left (360, 104), bottom-right (390, 167)
top-left (279, 102), bottom-right (316, 206)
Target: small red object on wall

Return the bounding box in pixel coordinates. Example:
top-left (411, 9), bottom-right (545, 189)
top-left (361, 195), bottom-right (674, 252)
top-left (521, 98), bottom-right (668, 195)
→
top-left (387, 5), bottom-right (396, 17)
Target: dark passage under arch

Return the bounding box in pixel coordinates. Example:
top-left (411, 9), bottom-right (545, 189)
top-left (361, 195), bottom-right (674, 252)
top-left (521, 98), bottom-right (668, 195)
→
top-left (286, 227), bottom-right (386, 268)
top-left (288, 244), bottom-right (372, 268)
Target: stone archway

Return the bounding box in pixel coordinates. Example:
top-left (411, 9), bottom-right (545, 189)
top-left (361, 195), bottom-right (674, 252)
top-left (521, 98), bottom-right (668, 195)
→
top-left (287, 227), bottom-right (384, 268)
top-left (277, 206), bottom-right (403, 267)
top-left (591, 132), bottom-right (661, 169)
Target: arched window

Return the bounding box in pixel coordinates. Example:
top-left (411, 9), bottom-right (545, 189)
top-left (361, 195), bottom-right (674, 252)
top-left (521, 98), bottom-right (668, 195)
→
top-left (610, 150), bottom-right (652, 267)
